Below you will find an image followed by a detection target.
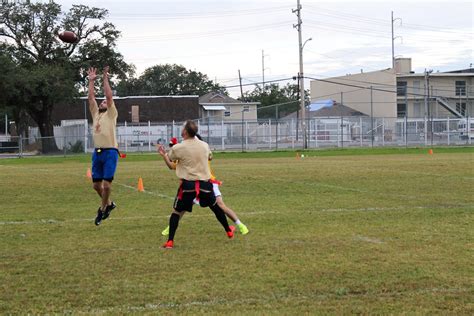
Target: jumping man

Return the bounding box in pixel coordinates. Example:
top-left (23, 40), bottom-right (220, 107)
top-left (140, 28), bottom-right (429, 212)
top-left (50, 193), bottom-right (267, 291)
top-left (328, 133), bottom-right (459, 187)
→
top-left (87, 66), bottom-right (119, 226)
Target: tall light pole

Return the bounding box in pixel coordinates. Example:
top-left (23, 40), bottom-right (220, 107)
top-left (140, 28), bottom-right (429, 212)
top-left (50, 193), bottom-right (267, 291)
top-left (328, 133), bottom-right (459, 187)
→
top-left (293, 0), bottom-right (311, 149)
top-left (262, 50), bottom-right (269, 87)
top-left (391, 11), bottom-right (402, 70)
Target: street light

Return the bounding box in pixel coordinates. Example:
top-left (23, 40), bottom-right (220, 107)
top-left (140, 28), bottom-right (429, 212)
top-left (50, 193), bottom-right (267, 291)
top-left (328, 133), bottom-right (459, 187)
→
top-left (302, 37), bottom-right (312, 50)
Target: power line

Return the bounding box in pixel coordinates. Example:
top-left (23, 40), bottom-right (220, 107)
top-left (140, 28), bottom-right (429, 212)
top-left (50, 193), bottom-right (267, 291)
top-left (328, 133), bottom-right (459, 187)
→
top-left (222, 77), bottom-right (295, 89)
top-left (119, 21), bottom-right (293, 43)
top-left (304, 5), bottom-right (473, 35)
top-left (109, 5), bottom-right (292, 20)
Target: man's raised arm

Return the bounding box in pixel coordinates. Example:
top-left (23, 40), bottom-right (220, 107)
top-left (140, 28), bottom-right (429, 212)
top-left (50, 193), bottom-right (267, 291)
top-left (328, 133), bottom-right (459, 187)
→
top-left (103, 66), bottom-right (113, 108)
top-left (87, 67), bottom-right (97, 114)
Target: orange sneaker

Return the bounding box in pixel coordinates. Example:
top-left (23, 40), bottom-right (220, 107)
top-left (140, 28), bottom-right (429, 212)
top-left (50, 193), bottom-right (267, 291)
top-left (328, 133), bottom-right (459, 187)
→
top-left (163, 240), bottom-right (174, 249)
top-left (227, 226), bottom-right (236, 239)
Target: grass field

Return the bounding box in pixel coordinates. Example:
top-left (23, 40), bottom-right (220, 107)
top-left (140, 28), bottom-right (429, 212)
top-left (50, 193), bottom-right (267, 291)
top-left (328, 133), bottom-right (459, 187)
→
top-left (1, 147), bottom-right (473, 314)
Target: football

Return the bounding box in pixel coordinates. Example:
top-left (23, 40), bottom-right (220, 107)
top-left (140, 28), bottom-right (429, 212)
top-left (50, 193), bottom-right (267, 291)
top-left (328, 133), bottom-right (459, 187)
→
top-left (58, 31), bottom-right (78, 44)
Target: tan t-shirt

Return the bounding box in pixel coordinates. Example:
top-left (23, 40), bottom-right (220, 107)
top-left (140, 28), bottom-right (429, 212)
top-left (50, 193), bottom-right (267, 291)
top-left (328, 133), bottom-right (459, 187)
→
top-left (90, 100), bottom-right (118, 148)
top-left (168, 138), bottom-right (212, 181)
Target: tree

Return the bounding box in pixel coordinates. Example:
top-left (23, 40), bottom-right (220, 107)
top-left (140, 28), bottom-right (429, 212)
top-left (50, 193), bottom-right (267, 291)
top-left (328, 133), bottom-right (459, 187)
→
top-left (241, 83), bottom-right (309, 119)
top-left (0, 48), bottom-right (20, 135)
top-left (0, 1), bottom-right (133, 152)
top-left (116, 64), bottom-right (224, 96)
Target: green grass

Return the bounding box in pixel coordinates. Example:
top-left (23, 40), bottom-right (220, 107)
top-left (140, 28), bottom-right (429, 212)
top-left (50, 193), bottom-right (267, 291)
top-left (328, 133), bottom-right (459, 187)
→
top-left (0, 148), bottom-right (473, 314)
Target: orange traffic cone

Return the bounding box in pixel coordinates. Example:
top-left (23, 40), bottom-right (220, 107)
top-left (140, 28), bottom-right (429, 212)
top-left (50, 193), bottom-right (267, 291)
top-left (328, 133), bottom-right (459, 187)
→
top-left (86, 168), bottom-right (92, 179)
top-left (428, 149), bottom-right (433, 155)
top-left (137, 177), bottom-right (144, 192)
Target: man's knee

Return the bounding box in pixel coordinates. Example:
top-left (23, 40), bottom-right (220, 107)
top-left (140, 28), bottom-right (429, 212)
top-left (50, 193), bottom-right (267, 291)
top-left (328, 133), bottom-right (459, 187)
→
top-left (93, 182), bottom-right (102, 192)
top-left (172, 210), bottom-right (184, 217)
top-left (102, 180), bottom-right (112, 192)
top-left (210, 202), bottom-right (224, 214)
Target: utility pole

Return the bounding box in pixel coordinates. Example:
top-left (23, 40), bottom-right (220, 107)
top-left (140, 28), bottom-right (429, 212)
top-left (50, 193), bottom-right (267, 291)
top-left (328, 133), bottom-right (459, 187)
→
top-left (370, 86), bottom-right (374, 147)
top-left (340, 92), bottom-right (344, 148)
top-left (430, 85), bottom-right (434, 146)
top-left (238, 69), bottom-right (244, 101)
top-left (238, 68), bottom-right (245, 152)
top-left (391, 11), bottom-right (402, 70)
top-left (262, 50), bottom-right (266, 87)
top-left (293, 0), bottom-right (307, 149)
top-left (296, 73), bottom-right (300, 141)
top-left (424, 69), bottom-right (428, 145)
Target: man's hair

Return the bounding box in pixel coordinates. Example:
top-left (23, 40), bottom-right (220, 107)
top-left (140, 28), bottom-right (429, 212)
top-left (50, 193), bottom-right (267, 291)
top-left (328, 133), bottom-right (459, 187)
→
top-left (183, 120), bottom-right (198, 137)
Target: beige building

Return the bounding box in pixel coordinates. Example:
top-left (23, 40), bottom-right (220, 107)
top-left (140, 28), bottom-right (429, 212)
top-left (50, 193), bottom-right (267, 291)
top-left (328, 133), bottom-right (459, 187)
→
top-left (310, 68), bottom-right (397, 117)
top-left (310, 58), bottom-right (473, 118)
top-left (199, 92), bottom-right (259, 122)
top-left (396, 59), bottom-right (473, 118)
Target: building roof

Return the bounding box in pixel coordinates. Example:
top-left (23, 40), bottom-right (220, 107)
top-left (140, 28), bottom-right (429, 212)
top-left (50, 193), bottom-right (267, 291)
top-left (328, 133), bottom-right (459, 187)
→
top-left (443, 68), bottom-right (474, 74)
top-left (398, 68), bottom-right (474, 78)
top-left (311, 103), bottom-right (368, 117)
top-left (199, 91), bottom-right (241, 104)
top-left (199, 91), bottom-right (260, 106)
top-left (398, 72), bottom-right (474, 78)
top-left (282, 103), bottom-right (368, 120)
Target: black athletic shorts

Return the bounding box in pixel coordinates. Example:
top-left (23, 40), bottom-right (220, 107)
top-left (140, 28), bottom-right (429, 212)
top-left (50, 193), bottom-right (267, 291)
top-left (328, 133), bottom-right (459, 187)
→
top-left (173, 180), bottom-right (216, 212)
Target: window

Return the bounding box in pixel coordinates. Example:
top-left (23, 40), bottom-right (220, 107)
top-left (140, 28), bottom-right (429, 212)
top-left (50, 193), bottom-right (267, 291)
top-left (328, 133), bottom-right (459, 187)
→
top-left (224, 110), bottom-right (231, 117)
top-left (397, 81), bottom-right (407, 96)
top-left (456, 102), bottom-right (466, 116)
top-left (243, 105), bottom-right (250, 112)
top-left (455, 81), bottom-right (466, 96)
top-left (397, 103), bottom-right (406, 117)
top-left (413, 102), bottom-right (422, 117)
top-left (413, 80), bottom-right (421, 97)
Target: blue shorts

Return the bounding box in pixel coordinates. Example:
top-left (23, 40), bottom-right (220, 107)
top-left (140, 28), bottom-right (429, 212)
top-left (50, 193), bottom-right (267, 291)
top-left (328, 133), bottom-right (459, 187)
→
top-left (92, 148), bottom-right (119, 182)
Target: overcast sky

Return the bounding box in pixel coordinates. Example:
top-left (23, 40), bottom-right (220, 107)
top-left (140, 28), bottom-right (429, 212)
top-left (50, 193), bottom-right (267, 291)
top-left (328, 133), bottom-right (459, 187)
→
top-left (57, 0), bottom-right (473, 98)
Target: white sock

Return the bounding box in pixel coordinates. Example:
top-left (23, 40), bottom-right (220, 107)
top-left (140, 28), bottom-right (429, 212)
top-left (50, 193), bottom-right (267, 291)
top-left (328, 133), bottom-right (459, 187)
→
top-left (235, 219), bottom-right (241, 225)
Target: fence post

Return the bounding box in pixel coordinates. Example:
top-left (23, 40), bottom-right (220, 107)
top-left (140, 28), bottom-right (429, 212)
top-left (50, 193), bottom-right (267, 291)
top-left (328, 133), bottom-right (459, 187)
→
top-left (359, 117), bottom-right (363, 146)
top-left (245, 121), bottom-right (248, 150)
top-left (241, 111), bottom-right (244, 152)
top-left (341, 116), bottom-right (344, 148)
top-left (198, 119), bottom-right (201, 137)
top-left (382, 118), bottom-right (385, 147)
top-left (405, 115), bottom-right (408, 148)
top-left (124, 121), bottom-right (128, 153)
top-left (466, 115), bottom-right (472, 145)
top-left (424, 115), bottom-right (428, 146)
top-left (315, 119), bottom-right (318, 148)
top-left (207, 118), bottom-right (210, 144)
top-left (19, 135), bottom-right (23, 158)
top-left (148, 121), bottom-right (151, 152)
top-left (276, 119), bottom-right (279, 150)
top-left (268, 119), bottom-right (271, 150)
top-left (291, 118), bottom-right (294, 141)
top-left (256, 120), bottom-right (260, 149)
top-left (84, 119), bottom-right (88, 154)
top-left (221, 119), bottom-right (224, 150)
top-left (447, 116), bottom-right (450, 145)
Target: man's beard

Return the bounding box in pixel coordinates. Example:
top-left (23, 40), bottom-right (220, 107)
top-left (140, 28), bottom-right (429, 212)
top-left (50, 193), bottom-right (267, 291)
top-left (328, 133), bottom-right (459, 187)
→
top-left (98, 108), bottom-right (108, 113)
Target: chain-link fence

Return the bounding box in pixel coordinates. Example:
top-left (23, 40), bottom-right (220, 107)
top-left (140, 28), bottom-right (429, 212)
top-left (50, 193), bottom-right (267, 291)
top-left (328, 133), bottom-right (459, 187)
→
top-left (1, 116), bottom-right (472, 157)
